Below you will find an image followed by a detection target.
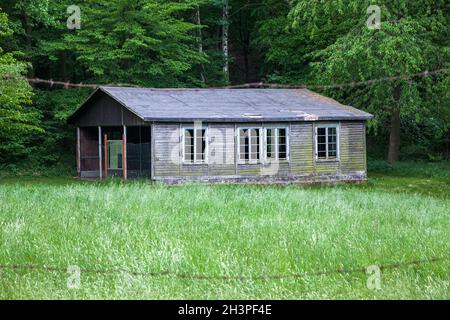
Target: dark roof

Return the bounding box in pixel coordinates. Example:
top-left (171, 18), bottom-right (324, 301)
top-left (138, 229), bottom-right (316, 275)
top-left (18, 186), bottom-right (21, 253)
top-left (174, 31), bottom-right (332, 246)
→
top-left (69, 86), bottom-right (373, 123)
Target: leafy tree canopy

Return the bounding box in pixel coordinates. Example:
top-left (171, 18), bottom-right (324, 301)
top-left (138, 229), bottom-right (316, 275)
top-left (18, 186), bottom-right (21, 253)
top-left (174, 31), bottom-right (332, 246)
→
top-left (0, 11), bottom-right (40, 164)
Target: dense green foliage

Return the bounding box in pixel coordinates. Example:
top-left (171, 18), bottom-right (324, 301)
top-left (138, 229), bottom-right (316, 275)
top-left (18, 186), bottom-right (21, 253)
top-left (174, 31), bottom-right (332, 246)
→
top-left (0, 11), bottom-right (39, 164)
top-left (289, 0), bottom-right (449, 162)
top-left (0, 1), bottom-right (448, 170)
top-left (0, 164), bottom-right (449, 299)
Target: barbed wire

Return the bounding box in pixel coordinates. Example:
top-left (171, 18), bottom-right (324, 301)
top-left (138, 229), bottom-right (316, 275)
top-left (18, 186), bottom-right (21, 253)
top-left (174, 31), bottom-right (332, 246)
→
top-left (1, 68), bottom-right (448, 91)
top-left (224, 68), bottom-right (449, 90)
top-left (0, 75), bottom-right (139, 89)
top-left (0, 255), bottom-right (447, 281)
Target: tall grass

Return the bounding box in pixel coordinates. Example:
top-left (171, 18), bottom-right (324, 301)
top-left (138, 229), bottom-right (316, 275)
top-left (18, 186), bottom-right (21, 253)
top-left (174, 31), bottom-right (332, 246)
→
top-left (0, 176), bottom-right (449, 299)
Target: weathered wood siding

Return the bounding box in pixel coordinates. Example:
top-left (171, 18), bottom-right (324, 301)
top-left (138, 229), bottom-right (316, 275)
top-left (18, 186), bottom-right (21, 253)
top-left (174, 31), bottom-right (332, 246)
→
top-left (153, 124), bottom-right (180, 177)
top-left (314, 161), bottom-right (340, 174)
top-left (152, 121), bottom-right (367, 182)
top-left (340, 121), bottom-right (366, 175)
top-left (290, 123), bottom-right (314, 175)
top-left (208, 124), bottom-right (235, 176)
top-left (182, 164), bottom-right (208, 176)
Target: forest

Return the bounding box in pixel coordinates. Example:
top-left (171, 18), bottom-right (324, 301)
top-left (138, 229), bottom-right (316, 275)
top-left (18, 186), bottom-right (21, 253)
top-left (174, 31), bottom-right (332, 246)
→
top-left (0, 0), bottom-right (448, 174)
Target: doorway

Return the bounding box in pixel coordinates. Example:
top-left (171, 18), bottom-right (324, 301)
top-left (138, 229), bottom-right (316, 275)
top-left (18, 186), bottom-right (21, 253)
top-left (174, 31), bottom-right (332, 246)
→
top-left (108, 140), bottom-right (123, 170)
top-left (102, 126), bottom-right (124, 178)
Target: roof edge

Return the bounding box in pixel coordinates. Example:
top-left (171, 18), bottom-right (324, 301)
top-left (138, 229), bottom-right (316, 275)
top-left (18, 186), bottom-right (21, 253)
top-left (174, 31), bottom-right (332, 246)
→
top-left (142, 116), bottom-right (373, 122)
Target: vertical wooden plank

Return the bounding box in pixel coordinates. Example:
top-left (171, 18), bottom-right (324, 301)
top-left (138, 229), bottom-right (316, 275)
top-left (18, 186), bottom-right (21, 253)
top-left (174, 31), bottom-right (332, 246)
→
top-left (104, 133), bottom-right (108, 178)
top-left (139, 126), bottom-right (142, 174)
top-left (207, 123), bottom-right (210, 176)
top-left (151, 123), bottom-right (155, 180)
top-left (312, 123), bottom-right (317, 176)
top-left (76, 127), bottom-right (81, 175)
top-left (288, 122), bottom-right (292, 176)
top-left (179, 123), bottom-right (183, 176)
top-left (338, 121), bottom-right (342, 178)
top-left (123, 125), bottom-right (127, 180)
top-left (363, 122), bottom-right (367, 173)
top-left (234, 123), bottom-right (238, 175)
top-left (98, 126), bottom-right (102, 179)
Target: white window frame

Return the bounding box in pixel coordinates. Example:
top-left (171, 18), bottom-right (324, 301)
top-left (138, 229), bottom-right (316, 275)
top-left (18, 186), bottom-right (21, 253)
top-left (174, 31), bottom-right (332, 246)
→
top-left (263, 127), bottom-right (289, 161)
top-left (315, 124), bottom-right (340, 161)
top-left (182, 127), bottom-right (208, 164)
top-left (237, 127), bottom-right (263, 164)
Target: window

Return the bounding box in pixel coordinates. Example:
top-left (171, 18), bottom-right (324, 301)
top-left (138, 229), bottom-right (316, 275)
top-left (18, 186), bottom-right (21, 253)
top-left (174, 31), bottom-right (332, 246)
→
top-left (316, 125), bottom-right (338, 160)
top-left (183, 128), bottom-right (207, 163)
top-left (265, 128), bottom-right (288, 160)
top-left (239, 128), bottom-right (261, 163)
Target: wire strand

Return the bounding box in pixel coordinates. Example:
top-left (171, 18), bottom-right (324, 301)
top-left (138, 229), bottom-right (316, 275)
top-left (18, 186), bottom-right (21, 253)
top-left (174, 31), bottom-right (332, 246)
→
top-left (1, 68), bottom-right (448, 91)
top-left (0, 256), bottom-right (447, 281)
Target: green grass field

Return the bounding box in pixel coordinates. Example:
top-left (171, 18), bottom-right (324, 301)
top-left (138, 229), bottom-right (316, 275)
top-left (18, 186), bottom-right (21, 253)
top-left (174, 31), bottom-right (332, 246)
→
top-left (0, 162), bottom-right (449, 299)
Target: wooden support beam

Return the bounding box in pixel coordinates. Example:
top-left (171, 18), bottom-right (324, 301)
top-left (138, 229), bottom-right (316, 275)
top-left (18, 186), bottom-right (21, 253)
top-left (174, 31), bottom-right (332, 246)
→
top-left (150, 124), bottom-right (155, 180)
top-left (98, 126), bottom-right (102, 179)
top-left (76, 127), bottom-right (81, 175)
top-left (104, 133), bottom-right (108, 178)
top-left (123, 125), bottom-right (127, 180)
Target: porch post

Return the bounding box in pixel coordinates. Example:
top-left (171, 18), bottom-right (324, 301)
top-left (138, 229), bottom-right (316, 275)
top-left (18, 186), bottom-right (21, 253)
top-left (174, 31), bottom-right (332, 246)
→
top-left (123, 125), bottom-right (127, 180)
top-left (104, 133), bottom-right (108, 178)
top-left (98, 126), bottom-right (102, 179)
top-left (76, 127), bottom-right (81, 175)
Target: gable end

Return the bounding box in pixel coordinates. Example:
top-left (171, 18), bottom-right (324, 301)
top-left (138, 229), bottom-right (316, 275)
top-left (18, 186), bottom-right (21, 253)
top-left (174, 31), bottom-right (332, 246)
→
top-left (67, 89), bottom-right (145, 126)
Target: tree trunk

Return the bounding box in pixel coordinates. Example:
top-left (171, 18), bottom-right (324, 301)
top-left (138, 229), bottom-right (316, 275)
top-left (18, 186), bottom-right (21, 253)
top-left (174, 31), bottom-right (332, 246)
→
top-left (238, 14), bottom-right (250, 83)
top-left (195, 5), bottom-right (206, 84)
top-left (387, 85), bottom-right (402, 163)
top-left (222, 0), bottom-right (229, 84)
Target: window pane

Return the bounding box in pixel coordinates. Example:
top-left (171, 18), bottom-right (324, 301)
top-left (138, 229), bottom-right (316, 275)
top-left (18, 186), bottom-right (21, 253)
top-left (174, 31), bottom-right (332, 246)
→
top-left (279, 144), bottom-right (287, 160)
top-left (202, 131), bottom-right (206, 160)
top-left (195, 129), bottom-right (206, 161)
top-left (317, 127), bottom-right (326, 136)
top-left (266, 129), bottom-right (275, 158)
top-left (278, 128), bottom-right (287, 160)
top-left (328, 135), bottom-right (336, 143)
top-left (327, 127), bottom-right (337, 159)
top-left (250, 129), bottom-right (260, 160)
top-left (317, 134), bottom-right (326, 144)
top-left (267, 143), bottom-right (273, 158)
top-left (317, 133), bottom-right (326, 159)
top-left (239, 129), bottom-right (249, 161)
top-left (185, 129), bottom-right (194, 162)
top-left (328, 127), bottom-right (336, 136)
top-left (328, 142), bottom-right (336, 150)
top-left (328, 141), bottom-right (337, 158)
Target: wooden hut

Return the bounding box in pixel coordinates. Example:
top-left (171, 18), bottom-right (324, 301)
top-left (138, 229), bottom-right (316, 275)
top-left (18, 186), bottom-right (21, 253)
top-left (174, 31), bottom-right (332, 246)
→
top-left (67, 87), bottom-right (373, 183)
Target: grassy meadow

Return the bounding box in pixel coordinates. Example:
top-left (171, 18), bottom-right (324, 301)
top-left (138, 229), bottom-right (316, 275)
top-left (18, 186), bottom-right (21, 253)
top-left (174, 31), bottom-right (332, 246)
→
top-left (0, 162), bottom-right (449, 299)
